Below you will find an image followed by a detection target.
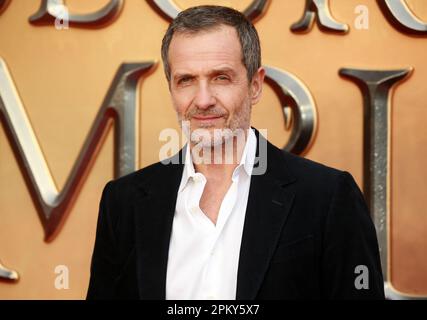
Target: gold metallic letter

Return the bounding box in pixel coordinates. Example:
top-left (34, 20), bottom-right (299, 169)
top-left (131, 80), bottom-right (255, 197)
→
top-left (378, 0), bottom-right (427, 35)
top-left (147, 0), bottom-right (270, 21)
top-left (339, 67), bottom-right (427, 300)
top-left (291, 0), bottom-right (348, 34)
top-left (29, 0), bottom-right (123, 27)
top-left (0, 58), bottom-right (155, 241)
top-left (0, 259), bottom-right (18, 282)
top-left (0, 0), bottom-right (10, 15)
top-left (0, 58), bottom-right (155, 281)
top-left (264, 66), bottom-right (317, 155)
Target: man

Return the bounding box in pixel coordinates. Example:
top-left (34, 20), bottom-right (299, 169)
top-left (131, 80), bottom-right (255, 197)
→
top-left (87, 5), bottom-right (384, 299)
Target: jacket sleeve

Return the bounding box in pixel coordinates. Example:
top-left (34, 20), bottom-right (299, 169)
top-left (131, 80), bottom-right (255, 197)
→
top-left (86, 181), bottom-right (119, 299)
top-left (321, 171), bottom-right (385, 299)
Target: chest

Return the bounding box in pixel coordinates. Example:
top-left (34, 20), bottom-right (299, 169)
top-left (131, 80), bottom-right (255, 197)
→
top-left (199, 181), bottom-right (233, 223)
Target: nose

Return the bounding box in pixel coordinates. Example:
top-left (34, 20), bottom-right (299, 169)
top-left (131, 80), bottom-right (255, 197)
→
top-left (194, 81), bottom-right (216, 110)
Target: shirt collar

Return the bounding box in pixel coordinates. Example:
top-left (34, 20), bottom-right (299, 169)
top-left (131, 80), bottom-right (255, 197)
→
top-left (178, 128), bottom-right (257, 193)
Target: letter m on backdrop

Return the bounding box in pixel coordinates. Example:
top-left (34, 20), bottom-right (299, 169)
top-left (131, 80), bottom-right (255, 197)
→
top-left (0, 58), bottom-right (155, 242)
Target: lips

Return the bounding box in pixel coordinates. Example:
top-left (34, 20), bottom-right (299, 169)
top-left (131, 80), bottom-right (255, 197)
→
top-left (192, 115), bottom-right (223, 120)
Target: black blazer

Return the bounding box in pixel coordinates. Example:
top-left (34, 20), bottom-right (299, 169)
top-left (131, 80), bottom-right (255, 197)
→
top-left (87, 129), bottom-right (385, 299)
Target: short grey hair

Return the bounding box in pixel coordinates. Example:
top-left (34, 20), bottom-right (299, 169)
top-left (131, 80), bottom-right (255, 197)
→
top-left (161, 5), bottom-right (262, 83)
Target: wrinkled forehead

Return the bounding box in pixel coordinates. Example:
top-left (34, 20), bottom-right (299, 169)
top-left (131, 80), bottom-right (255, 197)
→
top-left (168, 25), bottom-right (244, 71)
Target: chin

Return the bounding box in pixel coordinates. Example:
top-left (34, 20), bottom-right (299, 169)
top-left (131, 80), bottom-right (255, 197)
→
top-left (189, 127), bottom-right (234, 148)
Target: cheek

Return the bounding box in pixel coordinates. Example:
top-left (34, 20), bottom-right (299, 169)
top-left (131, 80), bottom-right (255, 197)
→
top-left (171, 91), bottom-right (192, 115)
top-left (222, 90), bottom-right (250, 116)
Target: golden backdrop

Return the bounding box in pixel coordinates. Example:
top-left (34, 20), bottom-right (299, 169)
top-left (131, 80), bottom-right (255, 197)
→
top-left (0, 0), bottom-right (426, 299)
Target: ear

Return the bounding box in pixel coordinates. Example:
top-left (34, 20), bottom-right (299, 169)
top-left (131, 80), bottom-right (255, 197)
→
top-left (250, 67), bottom-right (265, 105)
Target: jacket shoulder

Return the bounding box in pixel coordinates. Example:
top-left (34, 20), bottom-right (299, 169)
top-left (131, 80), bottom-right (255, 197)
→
top-left (99, 159), bottom-right (179, 217)
top-left (274, 145), bottom-right (361, 200)
top-left (282, 150), bottom-right (343, 180)
top-left (109, 160), bottom-right (171, 189)
top-left (277, 147), bottom-right (365, 209)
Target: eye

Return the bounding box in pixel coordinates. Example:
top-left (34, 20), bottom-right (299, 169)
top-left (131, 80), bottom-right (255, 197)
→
top-left (177, 76), bottom-right (193, 85)
top-left (214, 75), bottom-right (230, 82)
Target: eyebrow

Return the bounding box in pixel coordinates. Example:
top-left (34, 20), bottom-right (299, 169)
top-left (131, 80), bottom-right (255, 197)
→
top-left (173, 73), bottom-right (194, 82)
top-left (173, 67), bottom-right (237, 81)
top-left (209, 67), bottom-right (237, 76)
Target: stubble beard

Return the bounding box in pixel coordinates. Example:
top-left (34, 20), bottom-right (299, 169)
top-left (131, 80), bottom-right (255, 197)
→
top-left (178, 100), bottom-right (251, 149)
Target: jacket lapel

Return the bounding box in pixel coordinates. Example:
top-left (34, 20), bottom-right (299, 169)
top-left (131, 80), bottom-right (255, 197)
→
top-left (133, 152), bottom-right (184, 300)
top-left (236, 132), bottom-right (297, 300)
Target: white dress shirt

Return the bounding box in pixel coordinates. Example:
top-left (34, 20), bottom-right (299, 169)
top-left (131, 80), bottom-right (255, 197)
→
top-left (166, 128), bottom-right (257, 300)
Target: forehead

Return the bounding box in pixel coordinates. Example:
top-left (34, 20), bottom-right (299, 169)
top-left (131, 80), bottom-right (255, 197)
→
top-left (168, 25), bottom-right (244, 74)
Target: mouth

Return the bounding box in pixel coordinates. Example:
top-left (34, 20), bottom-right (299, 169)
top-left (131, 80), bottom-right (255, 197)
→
top-left (192, 115), bottom-right (222, 120)
top-left (191, 115), bottom-right (224, 124)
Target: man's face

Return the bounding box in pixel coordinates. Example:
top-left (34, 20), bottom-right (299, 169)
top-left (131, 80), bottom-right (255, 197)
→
top-left (167, 25), bottom-right (264, 147)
